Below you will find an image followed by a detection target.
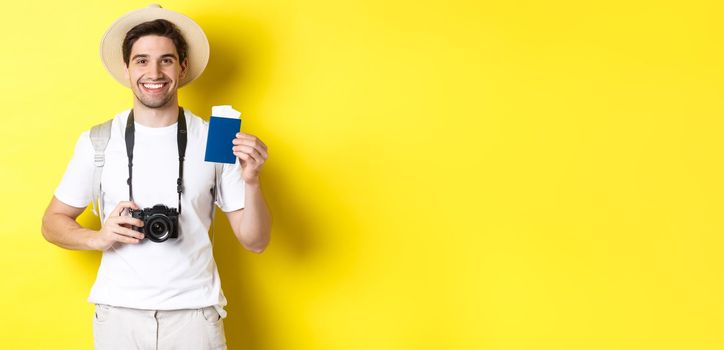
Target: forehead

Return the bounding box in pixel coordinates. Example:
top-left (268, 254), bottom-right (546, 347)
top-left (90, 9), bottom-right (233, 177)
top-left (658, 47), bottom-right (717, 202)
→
top-left (130, 35), bottom-right (178, 56)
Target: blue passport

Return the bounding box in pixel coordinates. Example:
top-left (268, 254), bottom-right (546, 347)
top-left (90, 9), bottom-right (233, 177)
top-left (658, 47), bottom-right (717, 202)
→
top-left (205, 115), bottom-right (242, 164)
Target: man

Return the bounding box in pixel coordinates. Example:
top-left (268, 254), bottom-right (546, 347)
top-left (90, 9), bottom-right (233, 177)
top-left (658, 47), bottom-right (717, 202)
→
top-left (41, 5), bottom-right (271, 349)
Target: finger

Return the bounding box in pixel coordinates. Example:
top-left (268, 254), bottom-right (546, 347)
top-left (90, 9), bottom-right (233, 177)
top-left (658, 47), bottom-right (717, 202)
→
top-left (233, 150), bottom-right (257, 165)
top-left (112, 233), bottom-right (141, 244)
top-left (236, 142), bottom-right (268, 159)
top-left (113, 216), bottom-right (144, 228)
top-left (114, 227), bottom-right (145, 240)
top-left (235, 133), bottom-right (268, 151)
top-left (233, 148), bottom-right (263, 165)
top-left (233, 133), bottom-right (256, 144)
top-left (232, 145), bottom-right (257, 161)
top-left (232, 137), bottom-right (268, 152)
top-left (109, 201), bottom-right (139, 217)
top-left (234, 151), bottom-right (264, 171)
top-left (232, 145), bottom-right (266, 160)
top-left (250, 144), bottom-right (268, 159)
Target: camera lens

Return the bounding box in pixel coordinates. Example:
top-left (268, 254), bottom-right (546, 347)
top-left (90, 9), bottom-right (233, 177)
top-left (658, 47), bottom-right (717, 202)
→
top-left (145, 215), bottom-right (173, 242)
top-left (151, 221), bottom-right (166, 235)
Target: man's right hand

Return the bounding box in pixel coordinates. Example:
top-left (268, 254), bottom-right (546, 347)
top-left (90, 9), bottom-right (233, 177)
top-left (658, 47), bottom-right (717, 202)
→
top-left (90, 201), bottom-right (145, 251)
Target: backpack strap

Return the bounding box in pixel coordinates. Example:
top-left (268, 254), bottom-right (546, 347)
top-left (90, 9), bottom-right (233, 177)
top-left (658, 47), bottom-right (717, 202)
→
top-left (89, 119), bottom-right (113, 222)
top-left (209, 163), bottom-right (223, 247)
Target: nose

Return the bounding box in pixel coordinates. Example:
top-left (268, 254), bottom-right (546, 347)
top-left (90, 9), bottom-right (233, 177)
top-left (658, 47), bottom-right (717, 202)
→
top-left (148, 61), bottom-right (163, 79)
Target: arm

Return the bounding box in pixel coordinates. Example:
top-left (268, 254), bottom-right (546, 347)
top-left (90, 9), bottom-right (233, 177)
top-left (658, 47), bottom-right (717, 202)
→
top-left (225, 182), bottom-right (272, 253)
top-left (226, 132), bottom-right (272, 253)
top-left (41, 197), bottom-right (97, 250)
top-left (41, 197), bottom-right (145, 251)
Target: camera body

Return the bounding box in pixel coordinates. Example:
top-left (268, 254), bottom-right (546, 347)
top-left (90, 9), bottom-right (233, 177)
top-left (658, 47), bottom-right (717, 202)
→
top-left (130, 204), bottom-right (179, 243)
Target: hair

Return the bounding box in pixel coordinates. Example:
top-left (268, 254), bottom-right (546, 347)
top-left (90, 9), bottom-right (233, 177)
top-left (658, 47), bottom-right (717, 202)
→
top-left (122, 19), bottom-right (188, 66)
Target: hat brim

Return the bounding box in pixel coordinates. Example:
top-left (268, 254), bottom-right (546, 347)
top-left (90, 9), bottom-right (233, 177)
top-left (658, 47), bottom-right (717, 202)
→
top-left (100, 6), bottom-right (209, 88)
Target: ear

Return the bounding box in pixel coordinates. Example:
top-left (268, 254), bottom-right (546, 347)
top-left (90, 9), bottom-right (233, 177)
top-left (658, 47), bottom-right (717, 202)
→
top-left (179, 58), bottom-right (189, 81)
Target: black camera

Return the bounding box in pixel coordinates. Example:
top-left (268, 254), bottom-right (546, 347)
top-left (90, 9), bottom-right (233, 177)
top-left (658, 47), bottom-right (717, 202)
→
top-left (130, 204), bottom-right (179, 243)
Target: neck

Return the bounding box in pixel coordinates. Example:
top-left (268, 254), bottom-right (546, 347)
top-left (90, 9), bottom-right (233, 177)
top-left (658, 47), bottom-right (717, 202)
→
top-left (131, 96), bottom-right (181, 128)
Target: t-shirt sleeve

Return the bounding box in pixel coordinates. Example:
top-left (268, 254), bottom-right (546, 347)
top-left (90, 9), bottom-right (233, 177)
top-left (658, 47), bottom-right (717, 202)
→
top-left (216, 158), bottom-right (246, 212)
top-left (54, 131), bottom-right (93, 208)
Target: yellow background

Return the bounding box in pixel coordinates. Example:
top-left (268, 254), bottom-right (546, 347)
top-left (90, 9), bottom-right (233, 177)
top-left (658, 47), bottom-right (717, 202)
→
top-left (1, 0), bottom-right (723, 349)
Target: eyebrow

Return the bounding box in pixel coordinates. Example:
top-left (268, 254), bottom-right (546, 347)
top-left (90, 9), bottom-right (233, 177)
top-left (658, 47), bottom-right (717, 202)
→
top-left (131, 53), bottom-right (178, 61)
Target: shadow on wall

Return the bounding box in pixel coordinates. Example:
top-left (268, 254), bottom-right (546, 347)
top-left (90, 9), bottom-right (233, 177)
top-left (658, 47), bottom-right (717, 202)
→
top-left (189, 11), bottom-right (282, 350)
top-left (181, 11), bottom-right (276, 119)
top-left (189, 11), bottom-right (335, 349)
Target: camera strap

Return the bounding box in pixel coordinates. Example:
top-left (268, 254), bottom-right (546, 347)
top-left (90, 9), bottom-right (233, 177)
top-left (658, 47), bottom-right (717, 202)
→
top-left (124, 107), bottom-right (188, 214)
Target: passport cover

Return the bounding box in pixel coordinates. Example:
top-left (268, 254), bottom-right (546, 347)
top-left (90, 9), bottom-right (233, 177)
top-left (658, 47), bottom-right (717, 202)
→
top-left (205, 116), bottom-right (242, 164)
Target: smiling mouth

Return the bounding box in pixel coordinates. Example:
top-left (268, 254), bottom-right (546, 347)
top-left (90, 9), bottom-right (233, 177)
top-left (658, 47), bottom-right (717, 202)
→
top-left (140, 82), bottom-right (168, 93)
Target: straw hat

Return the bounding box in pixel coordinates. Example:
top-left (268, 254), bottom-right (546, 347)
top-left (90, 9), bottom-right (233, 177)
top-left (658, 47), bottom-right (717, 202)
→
top-left (99, 4), bottom-right (209, 88)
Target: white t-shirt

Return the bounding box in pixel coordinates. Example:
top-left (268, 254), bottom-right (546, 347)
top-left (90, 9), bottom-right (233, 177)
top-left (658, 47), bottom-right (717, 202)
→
top-left (54, 108), bottom-right (245, 317)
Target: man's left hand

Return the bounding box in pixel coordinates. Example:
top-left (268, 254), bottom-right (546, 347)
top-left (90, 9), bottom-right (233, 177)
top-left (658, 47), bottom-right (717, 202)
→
top-left (232, 132), bottom-right (268, 184)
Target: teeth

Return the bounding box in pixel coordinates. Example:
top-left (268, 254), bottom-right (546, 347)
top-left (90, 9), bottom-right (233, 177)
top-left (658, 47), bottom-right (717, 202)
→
top-left (143, 83), bottom-right (164, 89)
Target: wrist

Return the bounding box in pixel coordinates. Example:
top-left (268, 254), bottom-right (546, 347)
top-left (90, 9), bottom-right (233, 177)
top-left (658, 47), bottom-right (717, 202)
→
top-left (86, 230), bottom-right (101, 251)
top-left (245, 178), bottom-right (261, 188)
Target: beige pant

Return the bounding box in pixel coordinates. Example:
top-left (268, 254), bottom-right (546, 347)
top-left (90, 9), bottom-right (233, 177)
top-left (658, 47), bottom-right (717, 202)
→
top-left (92, 304), bottom-right (227, 350)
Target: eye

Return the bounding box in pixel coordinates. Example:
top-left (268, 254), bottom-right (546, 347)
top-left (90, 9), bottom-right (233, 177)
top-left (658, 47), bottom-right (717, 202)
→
top-left (162, 58), bottom-right (174, 64)
top-left (136, 58), bottom-right (147, 64)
